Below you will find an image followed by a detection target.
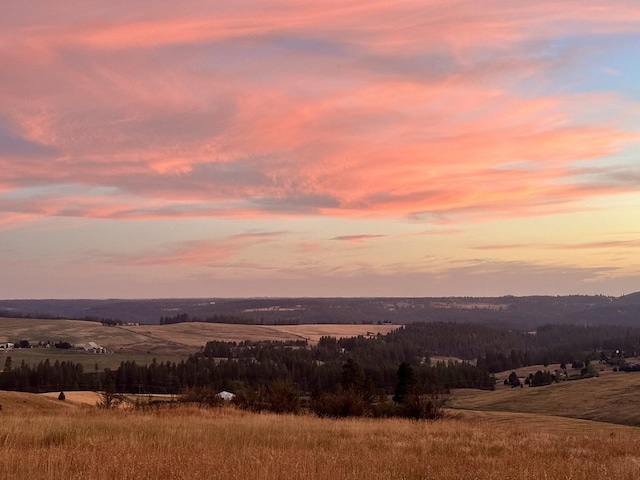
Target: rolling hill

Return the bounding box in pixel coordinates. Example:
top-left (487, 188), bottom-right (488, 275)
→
top-left (0, 317), bottom-right (397, 354)
top-left (449, 370), bottom-right (640, 426)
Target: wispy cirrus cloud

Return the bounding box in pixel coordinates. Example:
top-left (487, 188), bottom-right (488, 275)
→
top-left (474, 238), bottom-right (640, 251)
top-left (2, 1), bottom-right (640, 229)
top-left (331, 235), bottom-right (388, 243)
top-left (94, 232), bottom-right (285, 267)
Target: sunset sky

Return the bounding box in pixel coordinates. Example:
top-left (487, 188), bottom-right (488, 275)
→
top-left (1, 1), bottom-right (639, 299)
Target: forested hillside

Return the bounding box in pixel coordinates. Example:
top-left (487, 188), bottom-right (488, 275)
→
top-left (2, 294), bottom-right (636, 328)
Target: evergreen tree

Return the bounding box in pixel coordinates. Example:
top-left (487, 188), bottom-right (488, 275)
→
top-left (3, 356), bottom-right (12, 372)
top-left (507, 371), bottom-right (520, 387)
top-left (393, 362), bottom-right (416, 403)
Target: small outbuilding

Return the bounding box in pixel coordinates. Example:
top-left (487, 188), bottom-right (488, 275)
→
top-left (84, 342), bottom-right (106, 354)
top-left (216, 391), bottom-right (236, 401)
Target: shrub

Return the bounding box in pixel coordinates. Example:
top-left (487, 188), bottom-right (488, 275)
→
top-left (233, 382), bottom-right (300, 414)
top-left (97, 389), bottom-right (125, 409)
top-left (181, 386), bottom-right (224, 407)
top-left (370, 400), bottom-right (402, 418)
top-left (401, 394), bottom-right (446, 420)
top-left (582, 363), bottom-right (600, 377)
top-left (531, 370), bottom-right (553, 387)
top-left (265, 381), bottom-right (300, 414)
top-left (311, 390), bottom-right (371, 418)
top-left (507, 371), bottom-right (521, 388)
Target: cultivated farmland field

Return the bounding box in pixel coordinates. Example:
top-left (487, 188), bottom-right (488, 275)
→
top-left (1, 390), bottom-right (639, 480)
top-left (0, 317), bottom-right (398, 369)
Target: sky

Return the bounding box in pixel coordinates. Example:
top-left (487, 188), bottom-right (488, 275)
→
top-left (1, 1), bottom-right (639, 299)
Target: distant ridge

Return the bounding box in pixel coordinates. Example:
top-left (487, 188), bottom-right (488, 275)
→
top-left (0, 295), bottom-right (637, 328)
top-left (615, 292), bottom-right (640, 305)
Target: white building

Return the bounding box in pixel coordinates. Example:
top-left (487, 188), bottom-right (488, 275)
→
top-left (216, 391), bottom-right (236, 401)
top-left (84, 342), bottom-right (106, 353)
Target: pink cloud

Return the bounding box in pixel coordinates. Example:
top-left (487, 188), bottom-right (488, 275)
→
top-left (1, 1), bottom-right (639, 228)
top-left (7, 2), bottom-right (640, 53)
top-left (473, 239), bottom-right (640, 251)
top-left (331, 235), bottom-right (388, 243)
top-left (0, 213), bottom-right (40, 232)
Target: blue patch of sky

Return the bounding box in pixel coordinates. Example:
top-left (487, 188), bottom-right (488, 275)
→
top-left (512, 33), bottom-right (640, 100)
top-left (0, 118), bottom-right (57, 157)
top-left (558, 34), bottom-right (639, 99)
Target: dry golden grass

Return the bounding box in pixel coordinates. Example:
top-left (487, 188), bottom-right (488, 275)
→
top-left (450, 372), bottom-right (640, 426)
top-left (263, 323), bottom-right (398, 345)
top-left (0, 318), bottom-right (150, 349)
top-left (0, 390), bottom-right (73, 413)
top-left (40, 391), bottom-right (102, 405)
top-left (1, 391), bottom-right (639, 480)
top-left (119, 322), bottom-right (397, 348)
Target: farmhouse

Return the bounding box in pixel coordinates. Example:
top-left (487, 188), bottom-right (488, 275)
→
top-left (0, 342), bottom-right (14, 352)
top-left (84, 342), bottom-right (106, 354)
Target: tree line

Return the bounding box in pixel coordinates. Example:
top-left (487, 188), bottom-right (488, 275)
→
top-left (0, 324), bottom-right (496, 395)
top-left (379, 322), bottom-right (640, 373)
top-left (3, 321), bottom-right (640, 406)
top-left (159, 313), bottom-right (298, 325)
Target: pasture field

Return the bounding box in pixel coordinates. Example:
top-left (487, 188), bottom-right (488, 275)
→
top-left (1, 391), bottom-right (640, 480)
top-left (0, 317), bottom-right (398, 368)
top-left (117, 322), bottom-right (397, 347)
top-left (0, 318), bottom-right (151, 349)
top-left (449, 371), bottom-right (640, 426)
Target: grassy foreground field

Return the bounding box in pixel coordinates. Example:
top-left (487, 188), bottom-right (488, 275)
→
top-left (1, 391), bottom-right (639, 480)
